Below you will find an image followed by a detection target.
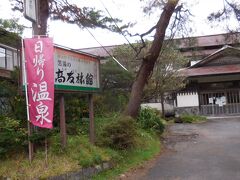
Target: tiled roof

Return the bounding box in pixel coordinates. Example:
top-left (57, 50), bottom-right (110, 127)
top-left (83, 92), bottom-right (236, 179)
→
top-left (78, 33), bottom-right (240, 58)
top-left (191, 45), bottom-right (240, 68)
top-left (180, 64), bottom-right (240, 77)
top-left (180, 46), bottom-right (240, 77)
top-left (78, 45), bottom-right (121, 58)
top-left (173, 32), bottom-right (240, 49)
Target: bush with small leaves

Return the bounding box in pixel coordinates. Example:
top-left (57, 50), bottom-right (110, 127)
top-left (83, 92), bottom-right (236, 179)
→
top-left (98, 116), bottom-right (137, 150)
top-left (0, 116), bottom-right (27, 158)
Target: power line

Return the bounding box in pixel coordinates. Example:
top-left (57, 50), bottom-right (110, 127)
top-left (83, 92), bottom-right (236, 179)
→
top-left (85, 27), bottom-right (128, 71)
top-left (63, 0), bottom-right (128, 71)
top-left (98, 0), bottom-right (138, 54)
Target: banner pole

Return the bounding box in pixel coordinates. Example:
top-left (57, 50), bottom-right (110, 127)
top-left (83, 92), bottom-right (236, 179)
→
top-left (22, 39), bottom-right (33, 163)
top-left (22, 40), bottom-right (30, 122)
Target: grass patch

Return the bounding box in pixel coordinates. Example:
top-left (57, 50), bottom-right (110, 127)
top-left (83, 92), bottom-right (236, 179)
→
top-left (177, 114), bottom-right (207, 123)
top-left (93, 130), bottom-right (161, 180)
top-left (0, 113), bottom-right (162, 179)
top-left (0, 135), bottom-right (112, 179)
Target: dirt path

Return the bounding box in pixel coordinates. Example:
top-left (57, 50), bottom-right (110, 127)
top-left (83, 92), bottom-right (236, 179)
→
top-left (118, 118), bottom-right (240, 180)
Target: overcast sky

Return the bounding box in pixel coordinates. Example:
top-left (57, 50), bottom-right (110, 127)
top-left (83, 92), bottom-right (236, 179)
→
top-left (0, 0), bottom-right (238, 49)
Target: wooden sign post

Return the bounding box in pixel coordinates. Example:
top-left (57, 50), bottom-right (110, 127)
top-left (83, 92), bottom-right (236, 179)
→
top-left (60, 94), bottom-right (67, 148)
top-left (88, 94), bottom-right (95, 144)
top-left (54, 46), bottom-right (100, 146)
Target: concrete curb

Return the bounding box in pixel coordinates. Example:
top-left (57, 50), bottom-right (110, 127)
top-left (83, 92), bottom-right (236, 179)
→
top-left (47, 161), bottom-right (113, 180)
top-left (207, 115), bottom-right (240, 120)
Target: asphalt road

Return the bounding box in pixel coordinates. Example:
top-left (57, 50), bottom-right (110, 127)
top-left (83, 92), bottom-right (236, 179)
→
top-left (141, 118), bottom-right (240, 180)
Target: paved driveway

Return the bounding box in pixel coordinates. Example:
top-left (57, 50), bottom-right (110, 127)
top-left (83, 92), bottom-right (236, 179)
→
top-left (142, 118), bottom-right (240, 180)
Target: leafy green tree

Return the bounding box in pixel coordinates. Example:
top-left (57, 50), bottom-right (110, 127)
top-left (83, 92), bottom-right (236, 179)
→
top-left (11, 0), bottom-right (128, 35)
top-left (0, 18), bottom-right (24, 35)
top-left (112, 42), bottom-right (187, 117)
top-left (101, 60), bottom-right (133, 92)
top-left (0, 18), bottom-right (23, 48)
top-left (94, 60), bottom-right (133, 115)
top-left (151, 44), bottom-right (187, 117)
top-left (0, 27), bottom-right (21, 48)
top-left (112, 43), bottom-right (144, 73)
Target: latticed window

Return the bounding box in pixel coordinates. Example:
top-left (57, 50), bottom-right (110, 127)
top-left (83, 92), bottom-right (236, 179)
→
top-left (0, 45), bottom-right (19, 70)
top-left (0, 47), bottom-right (6, 68)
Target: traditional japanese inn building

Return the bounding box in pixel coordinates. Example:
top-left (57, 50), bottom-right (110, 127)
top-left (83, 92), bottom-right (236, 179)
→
top-left (176, 45), bottom-right (240, 116)
top-left (80, 32), bottom-right (240, 116)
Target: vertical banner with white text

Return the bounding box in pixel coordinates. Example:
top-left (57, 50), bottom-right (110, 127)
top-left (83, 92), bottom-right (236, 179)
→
top-left (24, 37), bottom-right (54, 129)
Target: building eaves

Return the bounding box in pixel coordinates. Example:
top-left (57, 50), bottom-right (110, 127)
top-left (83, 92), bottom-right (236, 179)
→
top-left (190, 45), bottom-right (240, 68)
top-left (180, 64), bottom-right (240, 77)
top-left (78, 32), bottom-right (240, 58)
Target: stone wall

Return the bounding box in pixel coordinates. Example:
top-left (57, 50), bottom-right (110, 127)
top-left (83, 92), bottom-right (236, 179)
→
top-left (175, 106), bottom-right (200, 115)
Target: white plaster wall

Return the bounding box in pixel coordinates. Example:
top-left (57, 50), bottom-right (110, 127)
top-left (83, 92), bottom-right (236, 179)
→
top-left (177, 93), bottom-right (199, 107)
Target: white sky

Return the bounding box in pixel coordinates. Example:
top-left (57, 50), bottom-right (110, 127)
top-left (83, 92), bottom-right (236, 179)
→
top-left (0, 0), bottom-right (238, 49)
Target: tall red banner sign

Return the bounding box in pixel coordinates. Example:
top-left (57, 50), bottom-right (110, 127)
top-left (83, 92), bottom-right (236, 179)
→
top-left (24, 37), bottom-right (54, 129)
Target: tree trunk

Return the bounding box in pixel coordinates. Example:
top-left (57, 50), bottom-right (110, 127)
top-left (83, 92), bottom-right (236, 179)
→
top-left (125, 0), bottom-right (179, 118)
top-left (160, 93), bottom-right (165, 118)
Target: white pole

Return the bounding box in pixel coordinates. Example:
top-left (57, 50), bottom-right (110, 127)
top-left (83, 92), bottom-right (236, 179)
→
top-left (21, 39), bottom-right (30, 121)
top-left (22, 39), bottom-right (33, 163)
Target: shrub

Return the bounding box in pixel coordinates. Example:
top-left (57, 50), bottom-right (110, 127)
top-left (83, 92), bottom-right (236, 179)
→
top-left (0, 68), bottom-right (26, 120)
top-left (67, 120), bottom-right (89, 135)
top-left (28, 128), bottom-right (57, 148)
top-left (94, 92), bottom-right (129, 116)
top-left (178, 114), bottom-right (207, 123)
top-left (98, 116), bottom-right (137, 150)
top-left (137, 108), bottom-right (165, 134)
top-left (0, 116), bottom-right (27, 158)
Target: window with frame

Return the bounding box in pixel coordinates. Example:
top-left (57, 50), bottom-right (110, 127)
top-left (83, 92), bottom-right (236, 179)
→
top-left (6, 49), bottom-right (14, 70)
top-left (0, 46), bottom-right (18, 70)
top-left (0, 47), bottom-right (6, 68)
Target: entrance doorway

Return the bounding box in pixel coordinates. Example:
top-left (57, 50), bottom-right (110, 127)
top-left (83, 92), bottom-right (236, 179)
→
top-left (199, 89), bottom-right (240, 115)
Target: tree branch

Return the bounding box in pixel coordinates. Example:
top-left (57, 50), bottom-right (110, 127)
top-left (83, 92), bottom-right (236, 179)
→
top-left (123, 25), bottom-right (157, 58)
